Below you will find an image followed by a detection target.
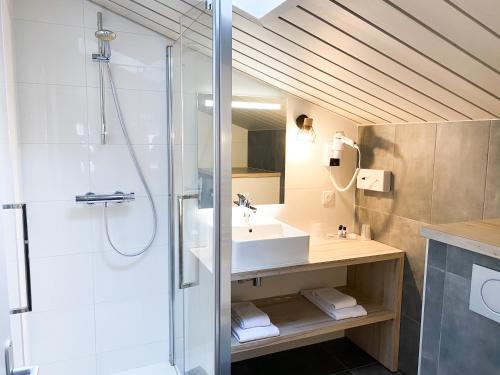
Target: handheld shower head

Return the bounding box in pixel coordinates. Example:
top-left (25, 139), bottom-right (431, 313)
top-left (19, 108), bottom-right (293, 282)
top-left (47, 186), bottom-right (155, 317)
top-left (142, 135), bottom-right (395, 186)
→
top-left (95, 29), bottom-right (116, 41)
top-left (95, 29), bottom-right (116, 59)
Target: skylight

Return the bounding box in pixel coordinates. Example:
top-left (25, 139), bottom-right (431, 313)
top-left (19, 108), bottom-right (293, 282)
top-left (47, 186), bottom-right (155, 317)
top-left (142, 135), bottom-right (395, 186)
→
top-left (232, 0), bottom-right (287, 19)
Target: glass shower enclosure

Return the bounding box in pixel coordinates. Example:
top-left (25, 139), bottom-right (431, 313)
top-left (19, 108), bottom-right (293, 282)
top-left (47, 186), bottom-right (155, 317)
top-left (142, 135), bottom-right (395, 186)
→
top-left (168, 1), bottom-right (232, 374)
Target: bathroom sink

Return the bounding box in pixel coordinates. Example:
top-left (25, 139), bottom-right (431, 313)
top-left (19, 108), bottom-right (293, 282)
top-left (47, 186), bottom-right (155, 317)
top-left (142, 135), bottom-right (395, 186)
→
top-left (232, 217), bottom-right (310, 273)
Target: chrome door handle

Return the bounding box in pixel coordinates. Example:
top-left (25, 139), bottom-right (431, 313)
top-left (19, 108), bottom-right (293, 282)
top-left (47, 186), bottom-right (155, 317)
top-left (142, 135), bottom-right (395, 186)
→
top-left (2, 203), bottom-right (32, 314)
top-left (177, 193), bottom-right (199, 289)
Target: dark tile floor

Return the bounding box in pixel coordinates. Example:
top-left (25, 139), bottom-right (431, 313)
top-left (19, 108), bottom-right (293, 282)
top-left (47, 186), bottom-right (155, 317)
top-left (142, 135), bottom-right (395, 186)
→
top-left (232, 338), bottom-right (403, 375)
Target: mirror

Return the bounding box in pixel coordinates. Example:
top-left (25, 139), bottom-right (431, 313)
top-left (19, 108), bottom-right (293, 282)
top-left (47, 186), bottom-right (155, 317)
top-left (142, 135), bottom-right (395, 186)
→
top-left (197, 94), bottom-right (287, 207)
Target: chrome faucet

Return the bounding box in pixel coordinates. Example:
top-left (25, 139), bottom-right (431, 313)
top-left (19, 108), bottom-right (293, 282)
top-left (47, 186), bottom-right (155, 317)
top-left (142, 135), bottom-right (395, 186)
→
top-left (234, 193), bottom-right (257, 213)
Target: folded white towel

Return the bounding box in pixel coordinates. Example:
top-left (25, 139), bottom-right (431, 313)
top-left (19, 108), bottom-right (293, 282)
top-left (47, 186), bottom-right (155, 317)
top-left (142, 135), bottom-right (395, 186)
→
top-left (231, 302), bottom-right (271, 329)
top-left (231, 319), bottom-right (280, 343)
top-left (312, 288), bottom-right (357, 309)
top-left (301, 290), bottom-right (367, 321)
top-left (329, 305), bottom-right (368, 320)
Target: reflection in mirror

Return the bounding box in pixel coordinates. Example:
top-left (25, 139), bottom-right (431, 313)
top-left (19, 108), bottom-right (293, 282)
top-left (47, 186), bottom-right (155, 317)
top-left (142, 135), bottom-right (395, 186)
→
top-left (197, 94), bottom-right (287, 207)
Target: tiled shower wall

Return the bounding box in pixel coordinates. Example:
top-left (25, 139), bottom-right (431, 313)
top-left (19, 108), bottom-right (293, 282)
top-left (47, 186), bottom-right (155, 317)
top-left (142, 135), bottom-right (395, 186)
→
top-left (11, 1), bottom-right (170, 374)
top-left (355, 120), bottom-right (500, 375)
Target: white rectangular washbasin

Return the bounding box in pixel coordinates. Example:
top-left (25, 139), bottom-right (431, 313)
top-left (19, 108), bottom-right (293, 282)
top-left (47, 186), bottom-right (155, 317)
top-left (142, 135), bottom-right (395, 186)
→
top-left (232, 217), bottom-right (310, 273)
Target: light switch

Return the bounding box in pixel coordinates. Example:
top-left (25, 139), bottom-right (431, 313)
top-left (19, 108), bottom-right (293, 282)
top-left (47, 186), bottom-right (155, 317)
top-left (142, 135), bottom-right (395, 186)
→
top-left (322, 190), bottom-right (335, 207)
top-left (469, 264), bottom-right (500, 323)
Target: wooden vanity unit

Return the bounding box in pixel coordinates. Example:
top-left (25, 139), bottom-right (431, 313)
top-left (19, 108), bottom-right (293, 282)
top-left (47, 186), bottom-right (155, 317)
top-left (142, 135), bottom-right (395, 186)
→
top-left (231, 238), bottom-right (404, 372)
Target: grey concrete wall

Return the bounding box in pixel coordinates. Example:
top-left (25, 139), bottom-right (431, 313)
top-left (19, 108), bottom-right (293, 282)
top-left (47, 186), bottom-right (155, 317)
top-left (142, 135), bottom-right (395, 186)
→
top-left (355, 120), bottom-right (500, 375)
top-left (248, 129), bottom-right (286, 203)
top-left (421, 240), bottom-right (500, 375)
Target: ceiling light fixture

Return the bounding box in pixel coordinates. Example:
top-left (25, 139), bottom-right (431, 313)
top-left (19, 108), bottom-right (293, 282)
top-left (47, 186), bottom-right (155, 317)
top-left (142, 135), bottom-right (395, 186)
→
top-left (295, 114), bottom-right (316, 143)
top-left (204, 99), bottom-right (281, 110)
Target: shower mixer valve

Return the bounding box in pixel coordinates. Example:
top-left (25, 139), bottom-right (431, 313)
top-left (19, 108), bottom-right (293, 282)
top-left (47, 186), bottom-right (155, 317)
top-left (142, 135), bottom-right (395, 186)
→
top-left (75, 191), bottom-right (135, 205)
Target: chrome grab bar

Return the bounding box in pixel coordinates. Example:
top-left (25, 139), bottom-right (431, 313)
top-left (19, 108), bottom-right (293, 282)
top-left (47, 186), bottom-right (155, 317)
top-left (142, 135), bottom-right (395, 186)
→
top-left (177, 193), bottom-right (200, 289)
top-left (75, 191), bottom-right (135, 205)
top-left (2, 203), bottom-right (32, 315)
top-left (4, 339), bottom-right (39, 375)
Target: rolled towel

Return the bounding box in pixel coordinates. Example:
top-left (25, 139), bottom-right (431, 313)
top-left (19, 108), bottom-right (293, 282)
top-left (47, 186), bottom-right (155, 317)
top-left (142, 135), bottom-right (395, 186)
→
top-left (231, 319), bottom-right (280, 343)
top-left (301, 290), bottom-right (367, 321)
top-left (231, 301), bottom-right (271, 329)
top-left (312, 287), bottom-right (357, 309)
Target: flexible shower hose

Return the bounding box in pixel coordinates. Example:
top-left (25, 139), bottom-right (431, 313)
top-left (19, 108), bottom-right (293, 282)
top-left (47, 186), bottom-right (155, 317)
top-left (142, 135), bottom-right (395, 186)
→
top-left (103, 62), bottom-right (158, 257)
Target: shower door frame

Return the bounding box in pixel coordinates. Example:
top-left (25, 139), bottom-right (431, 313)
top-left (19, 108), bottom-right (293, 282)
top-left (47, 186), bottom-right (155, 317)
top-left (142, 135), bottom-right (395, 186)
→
top-left (213, 0), bottom-right (232, 371)
top-left (166, 0), bottom-right (232, 374)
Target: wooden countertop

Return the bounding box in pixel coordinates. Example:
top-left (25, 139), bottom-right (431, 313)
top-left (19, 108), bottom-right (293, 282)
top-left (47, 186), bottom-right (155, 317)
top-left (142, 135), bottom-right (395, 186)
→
top-left (421, 218), bottom-right (500, 260)
top-left (192, 237), bottom-right (404, 279)
top-left (232, 237), bottom-right (404, 280)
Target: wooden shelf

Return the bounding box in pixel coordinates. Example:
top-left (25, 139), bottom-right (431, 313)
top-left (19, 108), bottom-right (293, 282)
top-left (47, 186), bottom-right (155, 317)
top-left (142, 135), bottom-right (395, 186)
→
top-left (230, 239), bottom-right (404, 370)
top-left (231, 288), bottom-right (395, 362)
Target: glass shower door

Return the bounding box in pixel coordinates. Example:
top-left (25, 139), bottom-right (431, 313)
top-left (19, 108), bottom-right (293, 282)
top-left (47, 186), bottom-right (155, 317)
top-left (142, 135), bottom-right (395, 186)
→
top-left (169, 1), bottom-right (231, 374)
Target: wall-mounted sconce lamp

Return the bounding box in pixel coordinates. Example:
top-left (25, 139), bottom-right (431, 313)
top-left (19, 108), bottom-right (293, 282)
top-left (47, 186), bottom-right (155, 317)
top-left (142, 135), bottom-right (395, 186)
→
top-left (295, 114), bottom-right (316, 143)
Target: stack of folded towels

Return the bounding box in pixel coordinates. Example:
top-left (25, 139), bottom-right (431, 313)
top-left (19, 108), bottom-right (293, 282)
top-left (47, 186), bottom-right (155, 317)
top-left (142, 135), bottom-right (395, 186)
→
top-left (301, 287), bottom-right (367, 320)
top-left (231, 301), bottom-right (280, 343)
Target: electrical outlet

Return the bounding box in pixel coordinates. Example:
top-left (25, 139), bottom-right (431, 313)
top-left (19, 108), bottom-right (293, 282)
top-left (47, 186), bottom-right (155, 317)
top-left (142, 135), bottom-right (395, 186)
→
top-left (322, 190), bottom-right (335, 207)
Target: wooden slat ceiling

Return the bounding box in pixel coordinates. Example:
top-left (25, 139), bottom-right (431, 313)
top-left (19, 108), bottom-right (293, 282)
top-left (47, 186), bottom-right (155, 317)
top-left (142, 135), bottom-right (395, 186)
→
top-left (91, 0), bottom-right (500, 125)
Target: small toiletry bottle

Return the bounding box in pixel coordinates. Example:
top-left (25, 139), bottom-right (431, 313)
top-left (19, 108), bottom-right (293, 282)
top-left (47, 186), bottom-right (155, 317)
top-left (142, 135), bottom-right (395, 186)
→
top-left (338, 225), bottom-right (343, 238)
top-left (342, 226), bottom-right (347, 238)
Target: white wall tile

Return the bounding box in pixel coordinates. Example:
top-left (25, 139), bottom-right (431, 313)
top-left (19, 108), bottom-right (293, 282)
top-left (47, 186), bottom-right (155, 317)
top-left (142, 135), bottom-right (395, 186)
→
top-left (83, 1), bottom-right (157, 37)
top-left (17, 83), bottom-right (88, 144)
top-left (6, 259), bottom-right (20, 308)
top-left (87, 87), bottom-right (166, 145)
top-left (0, 91), bottom-right (8, 144)
top-left (13, 0), bottom-right (84, 26)
top-left (27, 201), bottom-right (95, 257)
top-left (10, 315), bottom-right (25, 365)
top-left (93, 245), bottom-right (168, 303)
top-left (21, 144), bottom-right (89, 202)
top-left (107, 362), bottom-right (175, 375)
top-left (37, 356), bottom-right (97, 375)
top-left (30, 254), bottom-right (93, 311)
top-left (179, 93), bottom-right (203, 147)
top-left (85, 29), bottom-right (166, 91)
top-left (96, 341), bottom-right (169, 375)
top-left (95, 295), bottom-right (168, 353)
top-left (0, 142), bottom-right (17, 201)
top-left (173, 144), bottom-right (198, 192)
top-left (14, 20), bottom-right (86, 85)
top-left (180, 48), bottom-right (212, 96)
top-left (91, 195), bottom-right (168, 253)
top-left (24, 306), bottom-right (95, 364)
top-left (89, 144), bottom-right (167, 196)
top-left (0, 209), bottom-right (19, 262)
